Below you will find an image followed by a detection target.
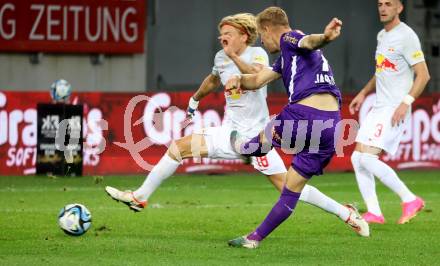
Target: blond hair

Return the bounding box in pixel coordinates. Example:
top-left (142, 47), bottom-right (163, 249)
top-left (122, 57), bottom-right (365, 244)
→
top-left (218, 13), bottom-right (258, 45)
top-left (256, 7), bottom-right (289, 28)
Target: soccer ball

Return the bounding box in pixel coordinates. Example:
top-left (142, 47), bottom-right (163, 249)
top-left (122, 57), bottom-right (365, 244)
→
top-left (50, 79), bottom-right (72, 102)
top-left (58, 203), bottom-right (92, 236)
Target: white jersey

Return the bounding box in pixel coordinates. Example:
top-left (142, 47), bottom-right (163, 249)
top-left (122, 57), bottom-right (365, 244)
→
top-left (374, 22), bottom-right (425, 108)
top-left (211, 46), bottom-right (270, 138)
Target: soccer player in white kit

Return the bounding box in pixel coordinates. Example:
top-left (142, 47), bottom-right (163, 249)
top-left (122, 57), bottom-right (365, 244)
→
top-left (349, 0), bottom-right (430, 224)
top-left (106, 13), bottom-right (365, 234)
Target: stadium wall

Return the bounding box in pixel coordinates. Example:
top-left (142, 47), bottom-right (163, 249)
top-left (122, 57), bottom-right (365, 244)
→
top-left (0, 90), bottom-right (439, 176)
top-left (1, 0), bottom-right (437, 93)
top-left (145, 0), bottom-right (383, 93)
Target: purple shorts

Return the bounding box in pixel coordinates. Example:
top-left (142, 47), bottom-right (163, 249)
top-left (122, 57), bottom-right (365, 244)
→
top-left (242, 103), bottom-right (341, 179)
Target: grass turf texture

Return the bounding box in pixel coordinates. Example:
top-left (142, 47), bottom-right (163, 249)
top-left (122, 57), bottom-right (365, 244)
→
top-left (0, 171), bottom-right (439, 265)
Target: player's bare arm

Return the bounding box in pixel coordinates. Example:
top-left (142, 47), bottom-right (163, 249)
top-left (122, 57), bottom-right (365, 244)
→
top-left (225, 67), bottom-right (280, 92)
top-left (391, 61), bottom-right (430, 126)
top-left (222, 37), bottom-right (265, 77)
top-left (185, 74), bottom-right (221, 120)
top-left (407, 61), bottom-right (430, 99)
top-left (192, 74), bottom-right (221, 101)
top-left (223, 42), bottom-right (264, 74)
top-left (299, 18), bottom-right (342, 50)
top-left (349, 76), bottom-right (377, 115)
top-left (229, 55), bottom-right (264, 74)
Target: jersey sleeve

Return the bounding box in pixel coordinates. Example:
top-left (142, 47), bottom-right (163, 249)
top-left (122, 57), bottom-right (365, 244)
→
top-left (252, 47), bottom-right (269, 66)
top-left (281, 31), bottom-right (307, 52)
top-left (271, 56), bottom-right (282, 74)
top-left (402, 32), bottom-right (425, 66)
top-left (211, 52), bottom-right (220, 76)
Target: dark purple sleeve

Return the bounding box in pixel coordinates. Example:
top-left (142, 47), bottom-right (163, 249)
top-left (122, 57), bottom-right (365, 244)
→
top-left (271, 56), bottom-right (282, 74)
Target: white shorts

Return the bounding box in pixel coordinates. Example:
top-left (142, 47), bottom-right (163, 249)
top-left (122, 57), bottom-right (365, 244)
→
top-left (195, 126), bottom-right (287, 175)
top-left (356, 106), bottom-right (410, 155)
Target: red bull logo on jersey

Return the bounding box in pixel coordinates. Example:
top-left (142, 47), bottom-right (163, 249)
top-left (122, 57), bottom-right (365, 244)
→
top-left (376, 54), bottom-right (397, 73)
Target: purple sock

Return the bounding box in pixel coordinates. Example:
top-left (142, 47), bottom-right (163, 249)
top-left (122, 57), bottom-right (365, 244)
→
top-left (247, 186), bottom-right (301, 241)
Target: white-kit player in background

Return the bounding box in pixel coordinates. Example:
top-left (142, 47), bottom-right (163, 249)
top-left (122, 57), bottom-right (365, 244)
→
top-left (106, 13), bottom-right (366, 235)
top-left (349, 0), bottom-right (430, 224)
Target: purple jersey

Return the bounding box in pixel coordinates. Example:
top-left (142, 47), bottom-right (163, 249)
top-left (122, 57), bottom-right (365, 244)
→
top-left (272, 30), bottom-right (342, 106)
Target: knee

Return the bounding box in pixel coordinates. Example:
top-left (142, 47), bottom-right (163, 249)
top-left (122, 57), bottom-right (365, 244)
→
top-left (285, 170), bottom-right (308, 193)
top-left (167, 140), bottom-right (185, 162)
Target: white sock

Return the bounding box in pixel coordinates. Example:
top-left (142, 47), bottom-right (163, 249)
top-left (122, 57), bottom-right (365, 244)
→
top-left (300, 184), bottom-right (350, 221)
top-left (133, 154), bottom-right (181, 202)
top-left (351, 151), bottom-right (382, 216)
top-left (360, 152), bottom-right (416, 203)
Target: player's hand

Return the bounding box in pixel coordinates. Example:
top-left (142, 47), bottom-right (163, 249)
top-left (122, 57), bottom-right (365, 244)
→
top-left (184, 96), bottom-right (199, 121)
top-left (324, 18), bottom-right (342, 42)
top-left (391, 103), bottom-right (409, 127)
top-left (182, 98), bottom-right (198, 129)
top-left (349, 93), bottom-right (365, 115)
top-left (225, 75), bottom-right (241, 92)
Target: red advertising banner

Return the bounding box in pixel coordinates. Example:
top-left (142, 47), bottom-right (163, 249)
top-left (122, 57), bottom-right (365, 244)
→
top-left (0, 90), bottom-right (439, 176)
top-left (0, 0), bottom-right (145, 53)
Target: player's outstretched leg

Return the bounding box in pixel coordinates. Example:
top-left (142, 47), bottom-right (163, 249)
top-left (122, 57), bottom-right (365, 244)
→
top-left (105, 134), bottom-right (207, 212)
top-left (105, 187), bottom-right (147, 212)
top-left (241, 132), bottom-right (369, 237)
top-left (228, 168), bottom-right (370, 249)
top-left (344, 204), bottom-right (369, 236)
top-left (228, 185), bottom-right (301, 249)
top-left (300, 185), bottom-right (368, 236)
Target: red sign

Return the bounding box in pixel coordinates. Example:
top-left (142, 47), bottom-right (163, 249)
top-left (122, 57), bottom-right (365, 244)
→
top-left (0, 0), bottom-right (145, 53)
top-left (0, 90), bottom-right (439, 176)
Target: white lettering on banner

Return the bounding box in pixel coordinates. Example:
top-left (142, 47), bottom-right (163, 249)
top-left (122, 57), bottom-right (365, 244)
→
top-left (121, 7), bottom-right (137, 43)
top-left (85, 7), bottom-right (101, 42)
top-left (0, 3), bottom-right (15, 40)
top-left (47, 5), bottom-right (61, 41)
top-left (172, 109), bottom-right (186, 141)
top-left (0, 92), bottom-right (7, 145)
top-left (83, 107), bottom-right (108, 166)
top-left (143, 93), bottom-right (223, 145)
top-left (29, 4), bottom-right (45, 40)
top-left (0, 93), bottom-right (106, 174)
top-left (103, 7), bottom-right (119, 41)
top-left (143, 93), bottom-right (172, 144)
top-left (115, 93), bottom-right (224, 171)
top-left (23, 109), bottom-right (37, 146)
top-left (6, 147), bottom-right (36, 167)
top-left (63, 4), bottom-right (67, 40)
top-left (361, 94), bottom-right (440, 168)
top-left (0, 91), bottom-right (40, 173)
top-left (28, 4), bottom-right (138, 42)
top-left (9, 110), bottom-right (23, 146)
top-left (69, 5), bottom-right (82, 41)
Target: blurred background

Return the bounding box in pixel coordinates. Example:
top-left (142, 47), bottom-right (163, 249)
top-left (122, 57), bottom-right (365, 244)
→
top-left (0, 0), bottom-right (438, 176)
top-left (0, 0), bottom-right (439, 93)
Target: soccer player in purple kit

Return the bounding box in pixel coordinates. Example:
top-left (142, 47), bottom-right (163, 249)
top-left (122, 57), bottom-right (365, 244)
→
top-left (226, 7), bottom-right (369, 248)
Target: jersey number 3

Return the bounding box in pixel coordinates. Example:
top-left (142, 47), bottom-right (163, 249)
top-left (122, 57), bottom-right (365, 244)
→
top-left (374, 123), bottom-right (384, 137)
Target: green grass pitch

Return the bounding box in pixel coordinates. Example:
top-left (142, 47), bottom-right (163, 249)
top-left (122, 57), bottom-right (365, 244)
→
top-left (0, 171), bottom-right (439, 265)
